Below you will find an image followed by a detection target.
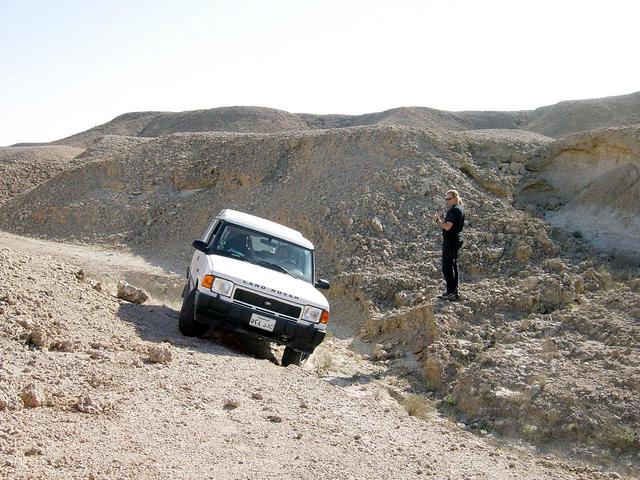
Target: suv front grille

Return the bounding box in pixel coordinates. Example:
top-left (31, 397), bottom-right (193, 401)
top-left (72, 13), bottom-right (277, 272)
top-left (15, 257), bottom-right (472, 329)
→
top-left (233, 288), bottom-right (302, 319)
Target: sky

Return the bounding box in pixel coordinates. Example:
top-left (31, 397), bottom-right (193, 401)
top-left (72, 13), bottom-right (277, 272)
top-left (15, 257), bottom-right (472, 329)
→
top-left (1, 0), bottom-right (638, 146)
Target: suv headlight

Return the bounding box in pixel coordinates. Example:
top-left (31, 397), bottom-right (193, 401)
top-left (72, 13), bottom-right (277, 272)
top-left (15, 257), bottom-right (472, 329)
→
top-left (211, 277), bottom-right (234, 297)
top-left (302, 306), bottom-right (329, 324)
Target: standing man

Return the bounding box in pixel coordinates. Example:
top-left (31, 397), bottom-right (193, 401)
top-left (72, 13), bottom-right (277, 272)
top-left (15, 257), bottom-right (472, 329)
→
top-left (434, 189), bottom-right (465, 301)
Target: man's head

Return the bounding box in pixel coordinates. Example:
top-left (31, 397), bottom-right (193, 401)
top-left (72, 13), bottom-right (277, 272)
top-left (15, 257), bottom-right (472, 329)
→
top-left (445, 189), bottom-right (461, 206)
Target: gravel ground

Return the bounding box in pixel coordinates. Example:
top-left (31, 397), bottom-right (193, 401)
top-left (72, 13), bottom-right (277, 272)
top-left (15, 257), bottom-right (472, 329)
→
top-left (0, 236), bottom-right (612, 480)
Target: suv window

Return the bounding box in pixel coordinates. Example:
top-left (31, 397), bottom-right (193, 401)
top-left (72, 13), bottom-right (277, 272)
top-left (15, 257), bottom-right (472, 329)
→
top-left (202, 219), bottom-right (220, 244)
top-left (213, 223), bottom-right (313, 283)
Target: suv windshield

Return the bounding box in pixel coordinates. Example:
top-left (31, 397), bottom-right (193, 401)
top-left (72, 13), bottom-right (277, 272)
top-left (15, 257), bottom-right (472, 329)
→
top-left (212, 223), bottom-right (314, 283)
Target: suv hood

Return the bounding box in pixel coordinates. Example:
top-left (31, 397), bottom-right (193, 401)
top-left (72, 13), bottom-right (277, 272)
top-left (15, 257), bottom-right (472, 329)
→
top-left (207, 254), bottom-right (329, 310)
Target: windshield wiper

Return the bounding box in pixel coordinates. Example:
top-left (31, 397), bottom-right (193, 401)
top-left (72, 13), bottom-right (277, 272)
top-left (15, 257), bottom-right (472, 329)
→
top-left (214, 250), bottom-right (250, 262)
top-left (258, 261), bottom-right (297, 278)
top-left (215, 250), bottom-right (270, 268)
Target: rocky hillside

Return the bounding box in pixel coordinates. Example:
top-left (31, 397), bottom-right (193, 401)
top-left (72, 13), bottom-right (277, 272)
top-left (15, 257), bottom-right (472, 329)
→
top-left (1, 92), bottom-right (640, 477)
top-left (0, 145), bottom-right (83, 205)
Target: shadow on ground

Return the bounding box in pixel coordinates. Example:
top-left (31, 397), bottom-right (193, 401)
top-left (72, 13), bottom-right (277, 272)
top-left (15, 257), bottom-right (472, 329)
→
top-left (116, 301), bottom-right (279, 364)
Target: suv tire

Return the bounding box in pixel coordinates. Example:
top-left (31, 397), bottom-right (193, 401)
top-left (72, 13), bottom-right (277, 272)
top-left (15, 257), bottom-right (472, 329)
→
top-left (282, 346), bottom-right (310, 367)
top-left (178, 289), bottom-right (209, 337)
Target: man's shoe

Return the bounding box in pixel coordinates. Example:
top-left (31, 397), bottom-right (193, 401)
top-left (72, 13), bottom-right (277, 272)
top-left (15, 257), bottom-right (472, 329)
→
top-left (438, 293), bottom-right (458, 301)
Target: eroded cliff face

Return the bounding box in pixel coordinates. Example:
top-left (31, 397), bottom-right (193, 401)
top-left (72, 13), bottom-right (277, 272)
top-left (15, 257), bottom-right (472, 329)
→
top-left (518, 125), bottom-right (640, 260)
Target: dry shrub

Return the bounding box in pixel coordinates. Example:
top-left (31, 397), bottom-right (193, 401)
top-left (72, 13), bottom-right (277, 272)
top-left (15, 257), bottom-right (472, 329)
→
top-left (597, 266), bottom-right (617, 291)
top-left (455, 390), bottom-right (482, 417)
top-left (522, 424), bottom-right (541, 440)
top-left (403, 394), bottom-right (433, 419)
top-left (423, 357), bottom-right (442, 390)
top-left (602, 425), bottom-right (639, 452)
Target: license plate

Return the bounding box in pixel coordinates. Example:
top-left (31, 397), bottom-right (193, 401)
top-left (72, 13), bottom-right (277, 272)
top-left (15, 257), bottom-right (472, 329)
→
top-left (249, 313), bottom-right (276, 332)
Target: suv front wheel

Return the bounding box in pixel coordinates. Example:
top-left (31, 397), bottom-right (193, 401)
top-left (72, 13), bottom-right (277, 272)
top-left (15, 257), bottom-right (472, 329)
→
top-left (178, 289), bottom-right (209, 337)
top-left (282, 346), bottom-right (311, 367)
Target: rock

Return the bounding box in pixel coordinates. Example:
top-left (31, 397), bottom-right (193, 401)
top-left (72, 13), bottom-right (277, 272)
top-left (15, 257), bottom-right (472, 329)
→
top-left (223, 399), bottom-right (240, 410)
top-left (148, 344), bottom-right (172, 364)
top-left (394, 291), bottom-right (410, 307)
top-left (21, 384), bottom-right (45, 408)
top-left (75, 269), bottom-right (85, 281)
top-left (51, 339), bottom-right (75, 352)
top-left (117, 281), bottom-right (149, 304)
top-left (372, 344), bottom-right (389, 361)
top-left (29, 326), bottom-right (48, 348)
top-left (24, 446), bottom-right (43, 456)
top-left (371, 217), bottom-right (384, 234)
top-left (74, 396), bottom-right (104, 414)
top-left (509, 162), bottom-right (525, 174)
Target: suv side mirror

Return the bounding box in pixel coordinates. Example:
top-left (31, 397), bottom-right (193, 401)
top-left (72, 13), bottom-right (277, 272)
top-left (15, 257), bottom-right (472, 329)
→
top-left (192, 240), bottom-right (207, 252)
top-left (315, 279), bottom-right (330, 290)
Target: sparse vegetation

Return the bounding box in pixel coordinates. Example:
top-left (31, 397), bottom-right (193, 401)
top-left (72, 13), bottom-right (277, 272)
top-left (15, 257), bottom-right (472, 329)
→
top-left (403, 394), bottom-right (433, 419)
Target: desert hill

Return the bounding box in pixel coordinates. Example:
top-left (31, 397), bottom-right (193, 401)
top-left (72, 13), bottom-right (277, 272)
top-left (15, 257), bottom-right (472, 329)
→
top-left (50, 106), bottom-right (528, 148)
top-left (1, 91), bottom-right (640, 478)
top-left (45, 91), bottom-right (640, 149)
top-left (524, 91), bottom-right (640, 138)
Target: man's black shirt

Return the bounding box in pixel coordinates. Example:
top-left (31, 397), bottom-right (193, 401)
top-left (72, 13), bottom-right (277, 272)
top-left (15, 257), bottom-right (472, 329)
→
top-left (443, 204), bottom-right (465, 246)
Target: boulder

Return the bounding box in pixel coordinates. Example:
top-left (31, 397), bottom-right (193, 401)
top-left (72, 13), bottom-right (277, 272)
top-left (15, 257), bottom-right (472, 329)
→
top-left (117, 281), bottom-right (149, 304)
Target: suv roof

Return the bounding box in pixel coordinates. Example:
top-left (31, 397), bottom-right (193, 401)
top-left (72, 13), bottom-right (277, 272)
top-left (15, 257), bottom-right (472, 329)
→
top-left (216, 209), bottom-right (314, 250)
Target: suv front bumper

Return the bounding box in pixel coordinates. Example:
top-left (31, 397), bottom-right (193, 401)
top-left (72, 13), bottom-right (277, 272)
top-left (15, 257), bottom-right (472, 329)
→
top-left (194, 290), bottom-right (326, 353)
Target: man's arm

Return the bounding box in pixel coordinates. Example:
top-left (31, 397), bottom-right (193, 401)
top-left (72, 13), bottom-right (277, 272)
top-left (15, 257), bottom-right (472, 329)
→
top-left (433, 213), bottom-right (454, 231)
top-left (436, 218), bottom-right (454, 231)
top-left (436, 208), bottom-right (461, 231)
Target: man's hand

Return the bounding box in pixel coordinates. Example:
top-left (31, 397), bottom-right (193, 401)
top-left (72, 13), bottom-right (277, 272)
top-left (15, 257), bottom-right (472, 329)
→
top-left (433, 213), bottom-right (443, 223)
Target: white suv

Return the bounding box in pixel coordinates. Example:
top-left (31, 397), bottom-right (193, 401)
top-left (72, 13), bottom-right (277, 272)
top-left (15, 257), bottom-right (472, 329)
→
top-left (179, 209), bottom-right (331, 366)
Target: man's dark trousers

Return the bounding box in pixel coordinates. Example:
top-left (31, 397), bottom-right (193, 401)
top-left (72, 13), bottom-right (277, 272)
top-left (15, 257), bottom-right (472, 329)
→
top-left (442, 240), bottom-right (462, 295)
